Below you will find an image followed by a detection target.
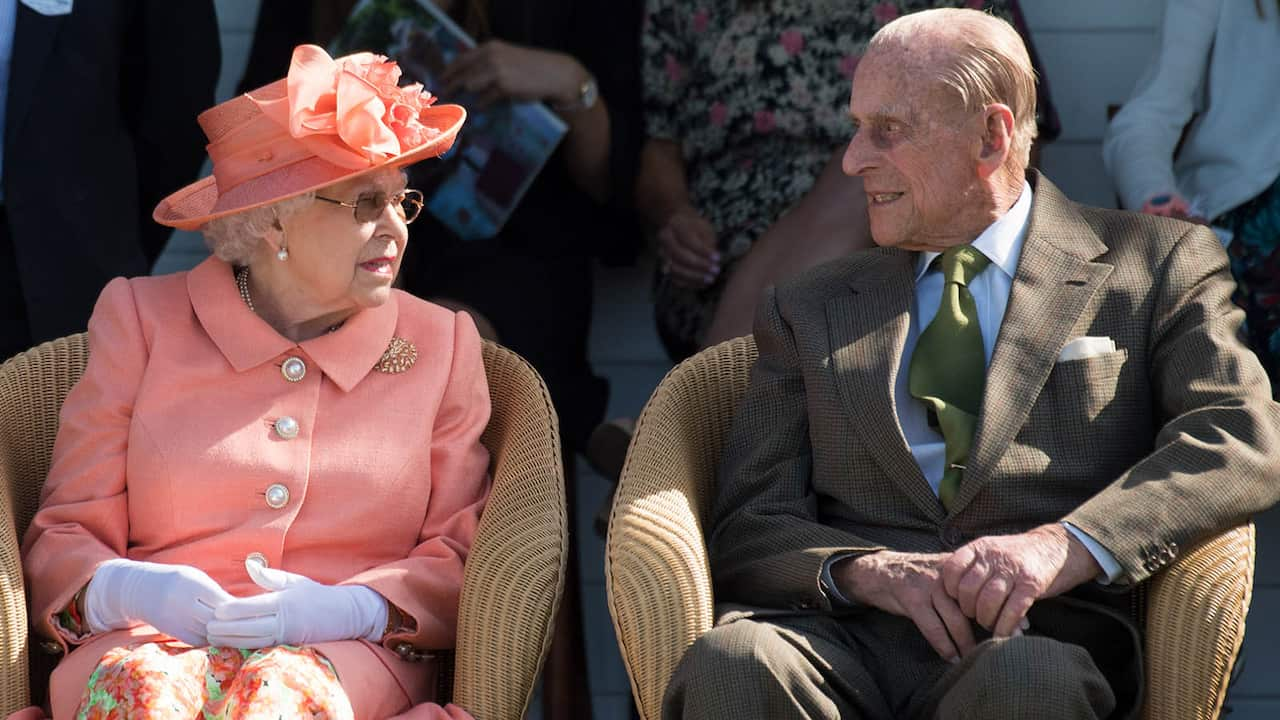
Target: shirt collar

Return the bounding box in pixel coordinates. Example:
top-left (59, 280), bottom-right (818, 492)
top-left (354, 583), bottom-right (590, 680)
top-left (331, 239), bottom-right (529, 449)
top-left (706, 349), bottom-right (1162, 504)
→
top-left (914, 180), bottom-right (1034, 282)
top-left (187, 256), bottom-right (398, 392)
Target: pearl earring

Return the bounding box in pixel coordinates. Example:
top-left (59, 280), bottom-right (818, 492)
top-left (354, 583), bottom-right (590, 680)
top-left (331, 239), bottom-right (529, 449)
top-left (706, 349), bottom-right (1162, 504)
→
top-left (273, 215), bottom-right (288, 261)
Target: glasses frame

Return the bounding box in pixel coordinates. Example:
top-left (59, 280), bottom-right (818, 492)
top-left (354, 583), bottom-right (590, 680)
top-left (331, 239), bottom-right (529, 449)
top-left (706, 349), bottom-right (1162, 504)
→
top-left (315, 188), bottom-right (425, 224)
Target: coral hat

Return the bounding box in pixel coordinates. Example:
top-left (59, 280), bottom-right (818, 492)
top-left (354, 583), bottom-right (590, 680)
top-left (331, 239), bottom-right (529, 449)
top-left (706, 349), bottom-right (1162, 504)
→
top-left (154, 44), bottom-right (465, 230)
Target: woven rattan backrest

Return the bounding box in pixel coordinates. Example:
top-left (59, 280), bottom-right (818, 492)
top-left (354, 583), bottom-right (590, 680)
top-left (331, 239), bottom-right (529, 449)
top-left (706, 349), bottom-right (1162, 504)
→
top-left (456, 340), bottom-right (566, 718)
top-left (605, 336), bottom-right (758, 719)
top-left (0, 333), bottom-right (89, 713)
top-left (0, 335), bottom-right (89, 544)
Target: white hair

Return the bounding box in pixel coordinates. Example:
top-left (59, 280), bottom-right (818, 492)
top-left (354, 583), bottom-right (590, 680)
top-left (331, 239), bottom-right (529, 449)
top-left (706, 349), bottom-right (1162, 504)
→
top-left (200, 192), bottom-right (317, 265)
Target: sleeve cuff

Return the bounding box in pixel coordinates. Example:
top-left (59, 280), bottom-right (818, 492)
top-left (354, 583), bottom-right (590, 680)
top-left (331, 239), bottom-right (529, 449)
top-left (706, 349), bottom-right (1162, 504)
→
top-left (1062, 522), bottom-right (1124, 584)
top-left (820, 553), bottom-right (856, 607)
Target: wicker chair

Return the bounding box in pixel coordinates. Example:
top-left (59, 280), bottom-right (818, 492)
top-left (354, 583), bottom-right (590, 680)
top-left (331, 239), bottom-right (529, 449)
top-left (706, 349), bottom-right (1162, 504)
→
top-left (605, 335), bottom-right (1256, 720)
top-left (0, 333), bottom-right (566, 720)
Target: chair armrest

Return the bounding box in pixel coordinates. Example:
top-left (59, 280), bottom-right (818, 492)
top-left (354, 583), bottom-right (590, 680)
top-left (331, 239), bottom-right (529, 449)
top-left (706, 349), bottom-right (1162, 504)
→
top-left (453, 342), bottom-right (567, 720)
top-left (1142, 523), bottom-right (1254, 720)
top-left (0, 464), bottom-right (31, 716)
top-left (606, 336), bottom-right (757, 720)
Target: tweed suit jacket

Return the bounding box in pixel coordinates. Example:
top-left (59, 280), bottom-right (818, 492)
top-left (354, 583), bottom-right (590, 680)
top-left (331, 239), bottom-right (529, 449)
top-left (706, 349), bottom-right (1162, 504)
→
top-left (709, 174), bottom-right (1280, 699)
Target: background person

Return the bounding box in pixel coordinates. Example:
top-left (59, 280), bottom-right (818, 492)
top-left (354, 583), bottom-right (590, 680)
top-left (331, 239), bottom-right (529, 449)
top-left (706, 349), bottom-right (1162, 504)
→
top-left (1103, 0), bottom-right (1280, 385)
top-left (0, 0), bottom-right (219, 362)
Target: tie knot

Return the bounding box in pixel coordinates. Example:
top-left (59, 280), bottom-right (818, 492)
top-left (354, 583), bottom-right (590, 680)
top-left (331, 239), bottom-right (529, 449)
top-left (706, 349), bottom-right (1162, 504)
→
top-left (939, 245), bottom-right (991, 287)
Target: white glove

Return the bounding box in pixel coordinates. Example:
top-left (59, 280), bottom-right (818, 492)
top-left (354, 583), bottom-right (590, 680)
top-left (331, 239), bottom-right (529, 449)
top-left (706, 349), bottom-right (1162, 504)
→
top-left (85, 558), bottom-right (236, 647)
top-left (205, 560), bottom-right (388, 649)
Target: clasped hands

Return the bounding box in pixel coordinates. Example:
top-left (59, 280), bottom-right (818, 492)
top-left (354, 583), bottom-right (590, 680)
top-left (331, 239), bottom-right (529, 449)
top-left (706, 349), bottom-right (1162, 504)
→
top-left (86, 558), bottom-right (387, 648)
top-left (833, 523), bottom-right (1101, 663)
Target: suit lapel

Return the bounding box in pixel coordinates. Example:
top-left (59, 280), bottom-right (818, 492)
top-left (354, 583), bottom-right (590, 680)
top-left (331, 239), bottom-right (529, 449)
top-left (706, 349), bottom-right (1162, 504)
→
top-left (825, 249), bottom-right (946, 523)
top-left (951, 174), bottom-right (1113, 514)
top-left (5, 5), bottom-right (64, 152)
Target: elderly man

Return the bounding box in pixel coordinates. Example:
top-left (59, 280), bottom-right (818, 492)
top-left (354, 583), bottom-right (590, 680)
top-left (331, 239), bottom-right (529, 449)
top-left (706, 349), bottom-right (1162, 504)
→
top-left (664, 8), bottom-right (1280, 720)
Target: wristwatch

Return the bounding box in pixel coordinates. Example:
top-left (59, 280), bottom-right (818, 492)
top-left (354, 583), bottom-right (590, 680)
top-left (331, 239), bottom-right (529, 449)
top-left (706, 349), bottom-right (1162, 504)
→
top-left (555, 74), bottom-right (599, 112)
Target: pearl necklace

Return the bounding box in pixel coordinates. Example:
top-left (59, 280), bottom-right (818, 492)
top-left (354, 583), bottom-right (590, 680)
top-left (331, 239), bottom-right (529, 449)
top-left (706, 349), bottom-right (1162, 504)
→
top-left (235, 266), bottom-right (256, 311)
top-left (235, 266), bottom-right (344, 334)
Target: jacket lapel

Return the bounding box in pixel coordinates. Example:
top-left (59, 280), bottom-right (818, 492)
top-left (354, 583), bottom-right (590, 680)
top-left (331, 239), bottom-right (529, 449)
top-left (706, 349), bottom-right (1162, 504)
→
top-left (951, 174), bottom-right (1113, 514)
top-left (825, 249), bottom-right (946, 523)
top-left (5, 4), bottom-right (64, 152)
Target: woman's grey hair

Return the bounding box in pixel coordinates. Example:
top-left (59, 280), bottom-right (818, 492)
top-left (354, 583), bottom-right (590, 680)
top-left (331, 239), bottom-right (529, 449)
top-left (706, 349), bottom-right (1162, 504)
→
top-left (200, 192), bottom-right (317, 265)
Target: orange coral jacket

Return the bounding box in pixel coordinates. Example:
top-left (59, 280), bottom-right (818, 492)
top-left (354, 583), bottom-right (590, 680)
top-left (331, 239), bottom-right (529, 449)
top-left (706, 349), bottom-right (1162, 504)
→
top-left (21, 257), bottom-right (491, 718)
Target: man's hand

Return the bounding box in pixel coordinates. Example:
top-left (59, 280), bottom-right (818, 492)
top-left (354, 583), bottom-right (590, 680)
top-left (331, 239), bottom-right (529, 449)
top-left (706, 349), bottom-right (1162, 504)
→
top-left (833, 551), bottom-right (975, 662)
top-left (940, 524), bottom-right (1101, 638)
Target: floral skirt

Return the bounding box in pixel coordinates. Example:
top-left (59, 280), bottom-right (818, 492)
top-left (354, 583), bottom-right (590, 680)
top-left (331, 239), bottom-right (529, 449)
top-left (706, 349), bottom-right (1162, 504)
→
top-left (1220, 173), bottom-right (1280, 390)
top-left (74, 642), bottom-right (353, 720)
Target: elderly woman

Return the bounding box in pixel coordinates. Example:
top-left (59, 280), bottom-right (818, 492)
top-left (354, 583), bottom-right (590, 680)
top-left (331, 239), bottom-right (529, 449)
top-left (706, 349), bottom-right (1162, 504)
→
top-left (16, 45), bottom-right (487, 720)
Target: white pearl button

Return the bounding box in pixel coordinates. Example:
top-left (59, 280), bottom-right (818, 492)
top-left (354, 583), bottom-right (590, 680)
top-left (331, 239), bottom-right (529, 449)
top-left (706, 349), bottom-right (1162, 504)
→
top-left (246, 552), bottom-right (268, 568)
top-left (274, 416), bottom-right (299, 440)
top-left (265, 483), bottom-right (290, 509)
top-left (281, 357), bottom-right (307, 382)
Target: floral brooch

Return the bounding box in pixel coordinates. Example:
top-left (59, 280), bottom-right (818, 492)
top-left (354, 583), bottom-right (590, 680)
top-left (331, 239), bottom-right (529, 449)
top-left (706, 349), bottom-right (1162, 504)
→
top-left (375, 337), bottom-right (417, 374)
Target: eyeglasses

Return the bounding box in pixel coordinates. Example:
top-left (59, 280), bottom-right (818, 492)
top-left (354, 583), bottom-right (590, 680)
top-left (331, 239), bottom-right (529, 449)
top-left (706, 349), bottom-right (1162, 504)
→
top-left (315, 189), bottom-right (425, 224)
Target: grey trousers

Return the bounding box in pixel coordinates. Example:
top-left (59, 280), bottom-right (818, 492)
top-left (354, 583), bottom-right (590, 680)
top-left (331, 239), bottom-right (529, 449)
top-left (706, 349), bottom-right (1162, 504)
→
top-left (663, 612), bottom-right (1115, 720)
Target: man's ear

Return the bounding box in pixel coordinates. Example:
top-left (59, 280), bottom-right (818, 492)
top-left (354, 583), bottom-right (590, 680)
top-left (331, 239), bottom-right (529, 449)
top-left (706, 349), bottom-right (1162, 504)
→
top-left (975, 104), bottom-right (1015, 179)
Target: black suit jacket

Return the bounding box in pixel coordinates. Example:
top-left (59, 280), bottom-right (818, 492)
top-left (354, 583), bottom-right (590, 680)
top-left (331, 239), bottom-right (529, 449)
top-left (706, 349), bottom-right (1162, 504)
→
top-left (3, 1), bottom-right (219, 343)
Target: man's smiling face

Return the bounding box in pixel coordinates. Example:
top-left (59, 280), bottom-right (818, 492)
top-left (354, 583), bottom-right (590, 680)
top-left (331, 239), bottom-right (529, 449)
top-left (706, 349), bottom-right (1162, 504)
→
top-left (841, 42), bottom-right (987, 252)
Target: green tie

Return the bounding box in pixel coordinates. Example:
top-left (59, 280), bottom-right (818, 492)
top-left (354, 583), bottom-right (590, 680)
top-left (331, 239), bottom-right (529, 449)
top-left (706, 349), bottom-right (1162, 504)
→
top-left (909, 245), bottom-right (991, 510)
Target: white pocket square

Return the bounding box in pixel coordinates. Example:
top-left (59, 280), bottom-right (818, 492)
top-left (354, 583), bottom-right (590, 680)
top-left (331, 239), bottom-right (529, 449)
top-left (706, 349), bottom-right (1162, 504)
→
top-left (1058, 336), bottom-right (1117, 362)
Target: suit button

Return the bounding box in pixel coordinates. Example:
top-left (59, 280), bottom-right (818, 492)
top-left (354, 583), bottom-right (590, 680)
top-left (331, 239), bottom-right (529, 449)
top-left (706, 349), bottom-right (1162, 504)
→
top-left (265, 483), bottom-right (290, 509)
top-left (941, 526), bottom-right (964, 547)
top-left (246, 552), bottom-right (269, 569)
top-left (281, 357), bottom-right (307, 382)
top-left (274, 416), bottom-right (299, 440)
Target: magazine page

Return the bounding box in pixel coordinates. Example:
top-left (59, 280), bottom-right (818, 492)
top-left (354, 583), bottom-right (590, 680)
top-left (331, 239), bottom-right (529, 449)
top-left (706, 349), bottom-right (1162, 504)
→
top-left (332, 0), bottom-right (568, 241)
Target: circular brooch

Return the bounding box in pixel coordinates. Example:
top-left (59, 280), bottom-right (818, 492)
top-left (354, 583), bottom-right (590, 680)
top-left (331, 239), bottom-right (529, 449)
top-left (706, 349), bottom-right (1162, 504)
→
top-left (376, 336), bottom-right (418, 374)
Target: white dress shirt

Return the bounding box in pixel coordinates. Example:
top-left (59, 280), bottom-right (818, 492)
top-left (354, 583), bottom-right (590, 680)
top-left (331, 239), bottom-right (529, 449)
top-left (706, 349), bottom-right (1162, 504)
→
top-left (822, 181), bottom-right (1121, 605)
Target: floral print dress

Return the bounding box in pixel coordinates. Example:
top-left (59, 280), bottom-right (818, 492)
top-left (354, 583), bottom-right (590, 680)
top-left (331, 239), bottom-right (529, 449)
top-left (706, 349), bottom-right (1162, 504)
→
top-left (75, 643), bottom-right (352, 720)
top-left (642, 0), bottom-right (1018, 359)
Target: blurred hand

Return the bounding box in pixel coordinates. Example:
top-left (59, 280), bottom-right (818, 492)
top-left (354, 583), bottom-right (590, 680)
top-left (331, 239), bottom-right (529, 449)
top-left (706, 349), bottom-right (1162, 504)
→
top-left (440, 40), bottom-right (586, 110)
top-left (657, 206), bottom-right (720, 289)
top-left (940, 524), bottom-right (1100, 639)
top-left (206, 560), bottom-right (387, 649)
top-left (833, 551), bottom-right (975, 662)
top-left (1141, 192), bottom-right (1209, 225)
top-left (85, 559), bottom-right (235, 647)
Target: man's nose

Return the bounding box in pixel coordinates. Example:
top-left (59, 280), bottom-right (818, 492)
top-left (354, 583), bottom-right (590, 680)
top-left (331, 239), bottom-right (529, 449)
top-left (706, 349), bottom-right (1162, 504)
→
top-left (842, 132), bottom-right (874, 177)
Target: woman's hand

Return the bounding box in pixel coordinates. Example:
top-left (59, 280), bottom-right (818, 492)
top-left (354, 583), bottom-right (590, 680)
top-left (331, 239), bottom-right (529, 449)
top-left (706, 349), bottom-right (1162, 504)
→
top-left (205, 561), bottom-right (388, 649)
top-left (658, 206), bottom-right (720, 289)
top-left (1141, 192), bottom-right (1208, 224)
top-left (440, 40), bottom-right (587, 110)
top-left (85, 559), bottom-right (235, 647)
